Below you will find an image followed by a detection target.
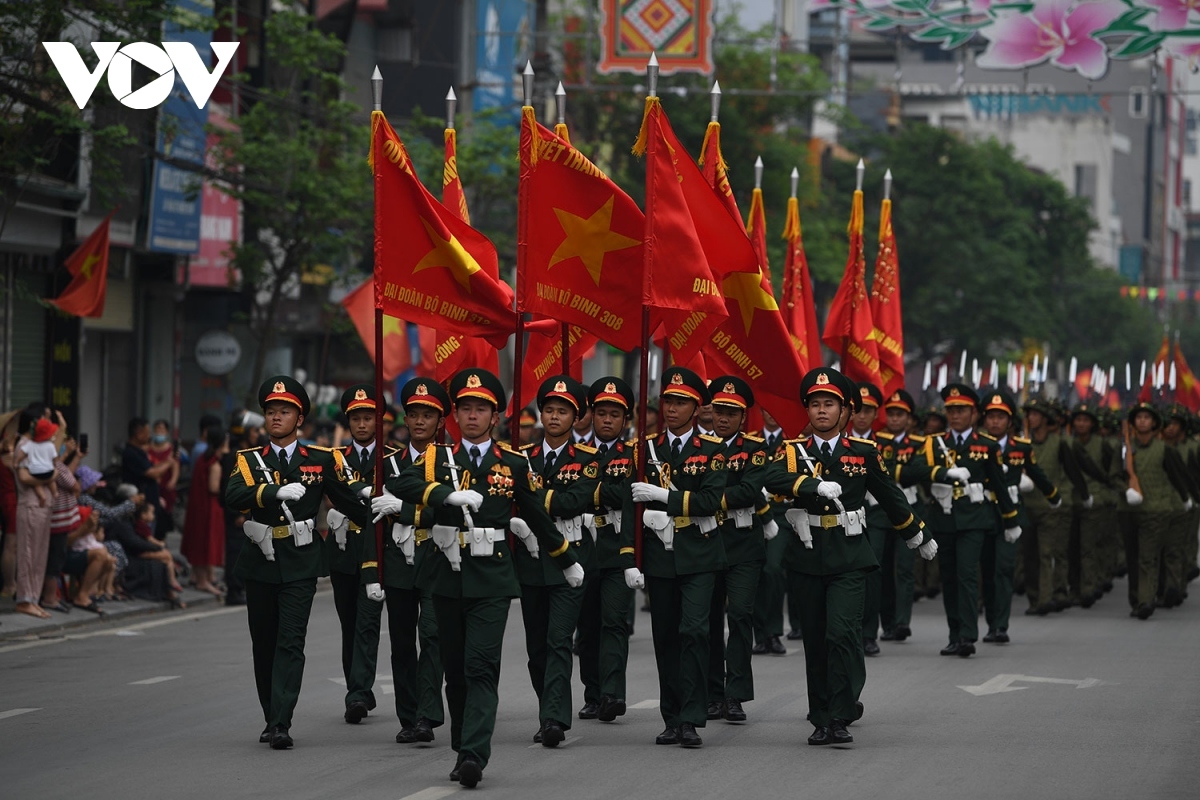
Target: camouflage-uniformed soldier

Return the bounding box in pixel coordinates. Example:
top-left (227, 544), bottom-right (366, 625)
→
top-left (226, 376), bottom-right (371, 749)
top-left (875, 389), bottom-right (925, 642)
top-left (1069, 402), bottom-right (1118, 608)
top-left (1158, 404), bottom-right (1200, 608)
top-left (388, 369), bottom-right (580, 788)
top-left (764, 367), bottom-right (935, 746)
top-left (629, 366), bottom-right (728, 749)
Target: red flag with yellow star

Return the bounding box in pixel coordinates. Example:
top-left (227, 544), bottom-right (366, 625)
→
top-left (49, 212), bottom-right (112, 318)
top-left (510, 323), bottom-right (599, 414)
top-left (1138, 334), bottom-right (1170, 402)
top-left (341, 279), bottom-right (412, 380)
top-left (694, 125), bottom-right (807, 433)
top-left (520, 115), bottom-right (644, 351)
top-left (372, 110), bottom-right (517, 348)
top-left (1173, 340), bottom-right (1200, 410)
top-left (870, 196), bottom-right (905, 397)
top-left (822, 188), bottom-right (882, 387)
top-left (781, 195), bottom-right (820, 372)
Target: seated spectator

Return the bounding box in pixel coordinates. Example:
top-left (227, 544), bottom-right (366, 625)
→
top-left (64, 508), bottom-right (116, 614)
top-left (79, 481), bottom-right (184, 607)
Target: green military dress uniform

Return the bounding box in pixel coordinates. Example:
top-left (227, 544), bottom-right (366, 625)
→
top-left (389, 370), bottom-right (576, 781)
top-left (763, 368), bottom-right (928, 737)
top-left (227, 376), bottom-right (368, 746)
top-left (875, 428), bottom-right (925, 637)
top-left (705, 377), bottom-right (768, 717)
top-left (575, 377), bottom-right (638, 723)
top-left (751, 427), bottom-right (791, 652)
top-left (852, 383), bottom-right (889, 653)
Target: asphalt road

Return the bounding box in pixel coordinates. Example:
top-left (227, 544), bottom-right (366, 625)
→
top-left (2, 583), bottom-right (1197, 800)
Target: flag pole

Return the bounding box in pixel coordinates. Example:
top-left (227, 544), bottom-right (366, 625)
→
top-left (370, 66), bottom-right (386, 586)
top-left (635, 52), bottom-right (660, 570)
top-left (512, 61), bottom-right (534, 447)
top-left (554, 81), bottom-right (571, 372)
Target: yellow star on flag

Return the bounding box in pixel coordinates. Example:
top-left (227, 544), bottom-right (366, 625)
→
top-left (383, 315), bottom-right (404, 338)
top-left (79, 253), bottom-right (101, 279)
top-left (723, 268), bottom-right (778, 335)
top-left (548, 196), bottom-right (640, 286)
top-left (412, 217), bottom-right (481, 291)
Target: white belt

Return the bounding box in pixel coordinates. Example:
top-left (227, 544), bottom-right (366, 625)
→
top-left (555, 516), bottom-right (584, 543)
top-left (467, 527), bottom-right (506, 558)
top-left (583, 509), bottom-right (623, 542)
top-left (784, 507), bottom-right (866, 536)
top-left (643, 510), bottom-right (674, 550)
top-left (728, 507), bottom-right (755, 529)
top-left (966, 482), bottom-right (986, 503)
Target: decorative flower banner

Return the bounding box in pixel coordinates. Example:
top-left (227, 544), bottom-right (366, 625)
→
top-left (812, 1), bottom-right (1200, 80)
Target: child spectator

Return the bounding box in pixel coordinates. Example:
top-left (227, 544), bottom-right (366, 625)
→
top-left (17, 419), bottom-right (59, 507)
top-left (134, 501), bottom-right (157, 539)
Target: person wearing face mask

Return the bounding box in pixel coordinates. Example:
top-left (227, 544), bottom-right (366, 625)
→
top-left (147, 419), bottom-right (180, 523)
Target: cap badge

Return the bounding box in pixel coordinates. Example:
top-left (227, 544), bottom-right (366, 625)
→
top-left (466, 374), bottom-right (482, 389)
top-left (670, 373), bottom-right (684, 386)
top-left (273, 381), bottom-right (286, 393)
top-left (860, 387), bottom-right (870, 398)
top-left (816, 372), bottom-right (830, 386)
top-left (554, 380), bottom-right (568, 393)
top-left (723, 382), bottom-right (736, 394)
top-left (950, 387), bottom-right (961, 397)
top-left (415, 383), bottom-right (429, 396)
top-left (354, 388), bottom-right (367, 401)
top-left (992, 395), bottom-right (1001, 404)
top-left (604, 382), bottom-right (617, 393)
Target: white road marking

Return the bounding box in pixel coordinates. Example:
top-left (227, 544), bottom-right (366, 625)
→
top-left (958, 673), bottom-right (1108, 696)
top-left (0, 605), bottom-right (246, 655)
top-left (629, 699), bottom-right (659, 709)
top-left (0, 708), bottom-right (41, 720)
top-left (129, 675), bottom-right (181, 685)
top-left (398, 787), bottom-right (459, 800)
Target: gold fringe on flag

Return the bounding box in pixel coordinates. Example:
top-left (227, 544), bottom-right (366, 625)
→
top-left (631, 96), bottom-right (660, 157)
top-left (367, 109), bottom-right (384, 171)
top-left (782, 196), bottom-right (801, 241)
top-left (878, 197), bottom-right (892, 240)
top-left (554, 122), bottom-right (571, 145)
top-left (848, 189), bottom-right (864, 236)
top-left (522, 106), bottom-right (539, 167)
top-left (746, 187), bottom-right (765, 236)
top-left (697, 121), bottom-right (727, 173)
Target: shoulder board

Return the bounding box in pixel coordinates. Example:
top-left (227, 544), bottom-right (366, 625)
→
top-left (784, 437), bottom-right (808, 444)
top-left (931, 431), bottom-right (948, 438)
top-left (909, 434), bottom-right (926, 442)
top-left (307, 445), bottom-right (333, 452)
top-left (383, 445), bottom-right (403, 457)
top-left (977, 432), bottom-right (998, 442)
top-left (848, 436), bottom-right (877, 448)
top-left (236, 447), bottom-right (259, 455)
top-left (742, 433), bottom-right (765, 443)
top-left (625, 438), bottom-right (637, 447)
top-left (699, 434), bottom-right (723, 444)
top-left (1013, 436), bottom-right (1031, 445)
top-left (518, 443), bottom-right (537, 452)
top-left (575, 443), bottom-right (598, 454)
top-left (498, 441), bottom-right (520, 454)
top-left (644, 433), bottom-right (659, 441)
top-left (876, 431), bottom-right (895, 442)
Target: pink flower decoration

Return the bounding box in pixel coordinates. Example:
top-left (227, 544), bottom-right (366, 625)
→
top-left (977, 0), bottom-right (1126, 80)
top-left (1142, 0), bottom-right (1200, 31)
top-left (1166, 38), bottom-right (1200, 67)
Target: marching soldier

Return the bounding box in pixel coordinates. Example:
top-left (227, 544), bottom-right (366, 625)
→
top-left (849, 382), bottom-right (886, 656)
top-left (354, 377), bottom-right (450, 744)
top-left (388, 369), bottom-right (581, 788)
top-left (1069, 403), bottom-right (1118, 608)
top-left (1157, 404), bottom-right (1200, 608)
top-left (764, 367), bottom-right (935, 746)
top-left (572, 404), bottom-right (595, 446)
top-left (705, 376), bottom-right (773, 723)
top-left (629, 366), bottom-right (728, 749)
top-left (226, 376), bottom-right (371, 749)
top-left (977, 389), bottom-right (1057, 643)
top-left (875, 389), bottom-right (925, 642)
top-left (575, 377), bottom-right (640, 723)
top-left (751, 408), bottom-right (790, 656)
top-left (518, 375), bottom-right (599, 748)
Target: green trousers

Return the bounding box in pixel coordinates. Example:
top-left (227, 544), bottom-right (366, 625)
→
top-left (1072, 508), bottom-right (1107, 600)
top-left (861, 525), bottom-right (888, 641)
top-left (577, 569), bottom-right (633, 705)
top-left (753, 531), bottom-right (789, 644)
top-left (1123, 511), bottom-right (1169, 610)
top-left (882, 531), bottom-right (916, 629)
top-left (330, 570), bottom-right (367, 708)
top-left (934, 528), bottom-right (985, 644)
top-left (520, 582), bottom-right (584, 728)
top-left (980, 529), bottom-right (1017, 634)
top-left (433, 594), bottom-right (509, 769)
top-left (1187, 508), bottom-right (1200, 580)
top-left (647, 572), bottom-right (715, 729)
top-left (245, 578), bottom-right (317, 730)
top-left (1160, 510), bottom-right (1192, 602)
top-left (790, 569), bottom-right (866, 727)
top-left (914, 551), bottom-right (940, 598)
top-left (707, 560), bottom-right (762, 704)
top-left (1026, 506), bottom-right (1071, 608)
top-left (347, 585), bottom-right (445, 727)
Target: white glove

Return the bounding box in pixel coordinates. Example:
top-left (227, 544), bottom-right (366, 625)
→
top-left (1018, 474), bottom-right (1035, 493)
top-left (1004, 526), bottom-right (1022, 544)
top-left (562, 562), bottom-right (584, 588)
top-left (365, 583), bottom-right (386, 602)
top-left (1082, 495), bottom-right (1094, 510)
top-left (631, 482), bottom-right (669, 504)
top-left (1186, 499), bottom-right (1196, 513)
top-left (359, 485), bottom-right (373, 499)
top-left (816, 481), bottom-right (842, 499)
top-left (905, 530), bottom-right (924, 550)
top-left (510, 517), bottom-right (538, 557)
top-left (918, 537), bottom-right (938, 561)
top-left (763, 519), bottom-right (779, 541)
top-left (1125, 488), bottom-right (1144, 506)
top-left (275, 483), bottom-right (305, 502)
top-left (444, 490), bottom-right (484, 511)
top-left (370, 489), bottom-right (405, 521)
top-left (946, 467), bottom-right (971, 483)
top-left (624, 567), bottom-right (645, 589)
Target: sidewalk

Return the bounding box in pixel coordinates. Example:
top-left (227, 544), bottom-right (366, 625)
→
top-left (0, 586), bottom-right (225, 641)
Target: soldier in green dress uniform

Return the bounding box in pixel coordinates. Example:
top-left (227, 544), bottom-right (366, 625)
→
top-left (388, 369), bottom-right (581, 788)
top-left (575, 377), bottom-right (640, 723)
top-left (751, 408), bottom-right (790, 656)
top-left (848, 382), bottom-right (886, 657)
top-left (517, 375), bottom-right (598, 748)
top-left (764, 367), bottom-right (935, 746)
top-left (875, 389), bottom-right (924, 643)
top-left (704, 376), bottom-right (773, 723)
top-left (356, 377), bottom-right (450, 744)
top-left (629, 366), bottom-right (728, 749)
top-left (226, 376), bottom-right (371, 749)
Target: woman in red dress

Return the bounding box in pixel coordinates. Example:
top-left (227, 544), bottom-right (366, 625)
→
top-left (181, 427), bottom-right (228, 595)
top-left (148, 419), bottom-right (180, 519)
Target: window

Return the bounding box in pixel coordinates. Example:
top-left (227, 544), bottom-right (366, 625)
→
top-left (1129, 88), bottom-right (1147, 119)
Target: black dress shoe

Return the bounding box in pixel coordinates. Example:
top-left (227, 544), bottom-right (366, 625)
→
top-left (396, 725), bottom-right (421, 744)
top-left (259, 726), bottom-right (271, 743)
top-left (723, 699), bottom-right (746, 722)
top-left (533, 725), bottom-right (543, 744)
top-left (457, 757), bottom-right (482, 788)
top-left (577, 701), bottom-right (600, 720)
top-left (786, 629), bottom-right (803, 640)
top-left (751, 641), bottom-right (769, 655)
top-left (1080, 595), bottom-right (1095, 608)
top-left (597, 695), bottom-right (626, 722)
top-left (830, 719), bottom-right (853, 744)
top-left (863, 639), bottom-right (881, 656)
top-left (768, 635), bottom-right (787, 655)
top-left (808, 726), bottom-right (832, 745)
top-left (1025, 605), bottom-right (1051, 616)
top-left (993, 631), bottom-right (1010, 643)
top-left (268, 726), bottom-right (293, 750)
top-left (852, 701), bottom-right (864, 723)
top-left (1136, 604), bottom-right (1154, 620)
top-left (706, 700), bottom-right (724, 720)
top-left (925, 588), bottom-right (940, 599)
top-left (541, 720), bottom-right (566, 748)
top-left (893, 624), bottom-right (911, 641)
top-left (449, 762), bottom-right (461, 782)
top-left (344, 701), bottom-right (369, 724)
top-left (880, 630), bottom-right (896, 641)
top-left (679, 722), bottom-right (702, 748)
top-left (414, 717), bottom-right (435, 742)
top-left (655, 726), bottom-right (680, 745)
top-left (939, 641), bottom-right (961, 656)
top-left (957, 641), bottom-right (976, 658)
top-left (982, 630), bottom-right (999, 643)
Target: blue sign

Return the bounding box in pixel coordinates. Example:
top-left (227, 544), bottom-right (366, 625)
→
top-left (146, 0), bottom-right (213, 253)
top-left (1119, 244), bottom-right (1143, 284)
top-left (473, 0), bottom-right (533, 122)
